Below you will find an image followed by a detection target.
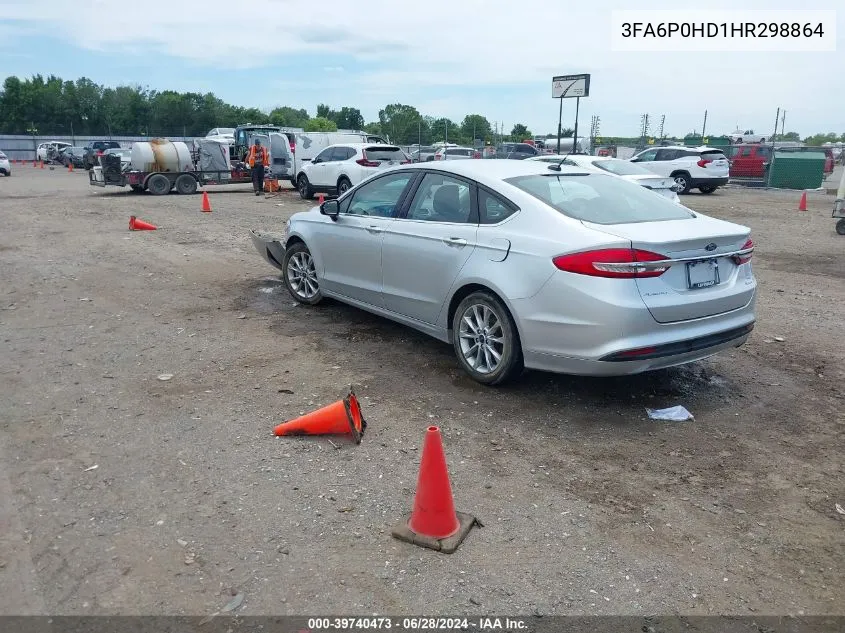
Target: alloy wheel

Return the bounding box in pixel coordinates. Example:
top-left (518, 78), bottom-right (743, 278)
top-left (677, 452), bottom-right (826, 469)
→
top-left (458, 304), bottom-right (505, 375)
top-left (286, 251), bottom-right (319, 299)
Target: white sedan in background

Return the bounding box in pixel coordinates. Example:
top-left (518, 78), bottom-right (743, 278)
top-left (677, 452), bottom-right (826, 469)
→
top-left (528, 154), bottom-right (682, 203)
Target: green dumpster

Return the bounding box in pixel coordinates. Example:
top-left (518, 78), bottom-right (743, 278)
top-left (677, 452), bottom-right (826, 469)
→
top-left (767, 151), bottom-right (826, 189)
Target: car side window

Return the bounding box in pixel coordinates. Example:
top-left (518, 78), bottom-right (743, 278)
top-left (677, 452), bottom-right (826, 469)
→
top-left (405, 173), bottom-right (473, 223)
top-left (635, 149), bottom-right (658, 162)
top-left (314, 148), bottom-right (333, 163)
top-left (479, 188), bottom-right (517, 224)
top-left (757, 147), bottom-right (771, 158)
top-left (655, 149), bottom-right (678, 161)
top-left (330, 146), bottom-right (350, 161)
top-left (740, 146), bottom-right (753, 157)
top-left (345, 172), bottom-right (414, 217)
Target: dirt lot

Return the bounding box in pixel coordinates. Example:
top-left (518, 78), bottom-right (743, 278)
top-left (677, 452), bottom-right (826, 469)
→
top-left (1, 166), bottom-right (843, 617)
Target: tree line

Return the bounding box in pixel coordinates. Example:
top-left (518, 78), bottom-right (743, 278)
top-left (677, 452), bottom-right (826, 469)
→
top-left (0, 75), bottom-right (544, 145)
top-left (3, 75), bottom-right (839, 146)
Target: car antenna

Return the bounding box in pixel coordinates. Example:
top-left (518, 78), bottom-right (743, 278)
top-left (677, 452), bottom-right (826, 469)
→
top-left (547, 137), bottom-right (578, 172)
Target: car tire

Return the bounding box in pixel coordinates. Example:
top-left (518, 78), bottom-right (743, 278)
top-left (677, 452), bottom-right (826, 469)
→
top-left (671, 171), bottom-right (692, 194)
top-left (147, 174), bottom-right (171, 196)
top-left (175, 174), bottom-right (198, 195)
top-left (698, 185), bottom-right (717, 194)
top-left (451, 291), bottom-right (523, 386)
top-left (337, 177), bottom-right (352, 196)
top-left (297, 175), bottom-right (313, 200)
top-left (836, 219), bottom-right (845, 236)
top-left (283, 242), bottom-right (322, 305)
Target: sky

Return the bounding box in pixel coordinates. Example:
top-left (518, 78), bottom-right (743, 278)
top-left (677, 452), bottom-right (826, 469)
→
top-left (0, 0), bottom-right (842, 138)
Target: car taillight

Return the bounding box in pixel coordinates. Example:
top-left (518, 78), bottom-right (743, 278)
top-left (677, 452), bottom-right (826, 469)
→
top-left (697, 158), bottom-right (712, 167)
top-left (732, 238), bottom-right (754, 265)
top-left (355, 151), bottom-right (380, 167)
top-left (473, 151), bottom-right (481, 159)
top-left (552, 248), bottom-right (670, 278)
top-left (289, 143), bottom-right (295, 153)
top-left (434, 154), bottom-right (442, 160)
top-left (401, 159), bottom-right (411, 164)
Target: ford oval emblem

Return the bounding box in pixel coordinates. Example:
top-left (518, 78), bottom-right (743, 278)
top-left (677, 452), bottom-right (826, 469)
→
top-left (705, 242), bottom-right (718, 251)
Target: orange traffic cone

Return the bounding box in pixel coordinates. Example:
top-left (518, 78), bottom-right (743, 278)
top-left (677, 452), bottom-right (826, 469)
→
top-left (201, 191), bottom-right (211, 213)
top-left (40, 160), bottom-right (44, 169)
top-left (798, 191), bottom-right (807, 212)
top-left (129, 216), bottom-right (157, 231)
top-left (68, 162), bottom-right (74, 172)
top-left (273, 388), bottom-right (366, 443)
top-left (32, 160), bottom-right (37, 168)
top-left (317, 193), bottom-right (325, 204)
top-left (391, 426), bottom-right (478, 553)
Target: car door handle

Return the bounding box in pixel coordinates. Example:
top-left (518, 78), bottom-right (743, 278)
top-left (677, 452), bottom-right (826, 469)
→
top-left (442, 237), bottom-right (467, 246)
top-left (366, 225), bottom-right (384, 234)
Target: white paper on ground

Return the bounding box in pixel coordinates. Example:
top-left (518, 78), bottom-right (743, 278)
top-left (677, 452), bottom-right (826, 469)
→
top-left (646, 405), bottom-right (694, 421)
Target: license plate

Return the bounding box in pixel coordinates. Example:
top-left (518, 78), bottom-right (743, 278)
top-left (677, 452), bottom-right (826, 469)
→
top-left (686, 260), bottom-right (720, 289)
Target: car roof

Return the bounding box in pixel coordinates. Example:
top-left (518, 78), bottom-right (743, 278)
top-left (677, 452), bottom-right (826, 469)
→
top-left (391, 158), bottom-right (590, 185)
top-left (325, 143), bottom-right (399, 149)
top-left (438, 146), bottom-right (474, 151)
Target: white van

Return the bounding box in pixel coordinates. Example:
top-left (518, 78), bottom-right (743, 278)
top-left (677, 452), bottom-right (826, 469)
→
top-left (290, 131), bottom-right (389, 181)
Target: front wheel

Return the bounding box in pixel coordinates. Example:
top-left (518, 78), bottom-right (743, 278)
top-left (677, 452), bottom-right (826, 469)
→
top-left (698, 185), bottom-right (717, 194)
top-left (337, 177), bottom-right (352, 196)
top-left (836, 218), bottom-right (845, 236)
top-left (283, 242), bottom-right (322, 305)
top-left (452, 291), bottom-right (523, 386)
top-left (297, 175), bottom-right (313, 200)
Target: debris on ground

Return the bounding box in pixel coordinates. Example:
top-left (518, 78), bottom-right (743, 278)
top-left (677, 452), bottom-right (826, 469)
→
top-left (646, 405), bottom-right (694, 422)
top-left (221, 593), bottom-right (244, 613)
top-left (836, 504), bottom-right (845, 515)
top-left (83, 464), bottom-right (99, 472)
top-left (157, 374), bottom-right (174, 381)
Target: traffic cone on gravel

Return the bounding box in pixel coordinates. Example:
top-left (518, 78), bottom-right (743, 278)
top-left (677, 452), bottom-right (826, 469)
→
top-left (273, 387), bottom-right (366, 443)
top-left (391, 426), bottom-right (478, 553)
top-left (317, 193), bottom-right (325, 204)
top-left (40, 160), bottom-right (44, 169)
top-left (798, 191), bottom-right (808, 212)
top-left (129, 215), bottom-right (157, 231)
top-left (201, 191), bottom-right (211, 213)
top-left (68, 162), bottom-right (73, 172)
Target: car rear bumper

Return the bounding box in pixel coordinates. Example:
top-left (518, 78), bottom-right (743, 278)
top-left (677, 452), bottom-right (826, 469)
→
top-left (250, 230), bottom-right (287, 271)
top-left (689, 176), bottom-right (729, 187)
top-left (514, 271), bottom-right (756, 376)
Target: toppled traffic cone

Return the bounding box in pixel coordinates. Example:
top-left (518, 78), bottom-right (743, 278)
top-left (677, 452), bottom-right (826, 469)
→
top-left (798, 191), bottom-right (807, 212)
top-left (391, 426), bottom-right (478, 553)
top-left (273, 387), bottom-right (366, 443)
top-left (201, 191), bottom-right (211, 213)
top-left (129, 215), bottom-right (157, 231)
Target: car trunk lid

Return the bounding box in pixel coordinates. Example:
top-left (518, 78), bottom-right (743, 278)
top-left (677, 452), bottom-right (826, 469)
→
top-left (583, 216), bottom-right (754, 323)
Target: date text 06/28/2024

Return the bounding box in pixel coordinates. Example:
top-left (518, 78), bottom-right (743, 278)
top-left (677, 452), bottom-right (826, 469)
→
top-left (305, 617), bottom-right (528, 630)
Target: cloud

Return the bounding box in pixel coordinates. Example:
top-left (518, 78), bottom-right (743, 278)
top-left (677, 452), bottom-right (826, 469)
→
top-left (2, 0), bottom-right (844, 135)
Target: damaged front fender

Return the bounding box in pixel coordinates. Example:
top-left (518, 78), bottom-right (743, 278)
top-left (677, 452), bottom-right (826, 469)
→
top-left (250, 229), bottom-right (287, 271)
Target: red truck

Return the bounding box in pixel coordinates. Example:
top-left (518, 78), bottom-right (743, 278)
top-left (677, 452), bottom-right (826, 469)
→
top-left (728, 144), bottom-right (834, 179)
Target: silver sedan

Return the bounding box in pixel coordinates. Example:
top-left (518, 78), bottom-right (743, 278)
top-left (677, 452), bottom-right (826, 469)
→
top-left (251, 160), bottom-right (756, 385)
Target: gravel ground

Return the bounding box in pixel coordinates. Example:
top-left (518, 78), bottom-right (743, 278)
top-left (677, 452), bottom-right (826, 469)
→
top-left (1, 167), bottom-right (843, 617)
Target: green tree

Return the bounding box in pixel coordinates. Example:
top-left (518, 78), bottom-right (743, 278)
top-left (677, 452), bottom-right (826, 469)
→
top-left (803, 132), bottom-right (839, 146)
top-left (333, 106), bottom-right (365, 130)
top-left (304, 116), bottom-right (338, 132)
top-left (269, 106), bottom-right (310, 128)
top-left (378, 103), bottom-right (425, 144)
top-left (461, 114), bottom-right (491, 144)
top-left (431, 117), bottom-right (459, 144)
top-left (511, 123), bottom-right (531, 139)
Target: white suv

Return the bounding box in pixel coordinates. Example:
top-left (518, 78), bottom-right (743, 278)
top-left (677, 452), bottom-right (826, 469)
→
top-left (296, 143), bottom-right (409, 199)
top-left (0, 150), bottom-right (10, 176)
top-left (630, 145), bottom-right (729, 194)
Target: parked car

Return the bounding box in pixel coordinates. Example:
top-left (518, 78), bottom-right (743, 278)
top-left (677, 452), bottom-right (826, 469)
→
top-left (206, 127), bottom-right (235, 141)
top-left (630, 145), bottom-right (729, 194)
top-left (725, 144), bottom-right (772, 179)
top-left (0, 150), bottom-right (11, 176)
top-left (410, 146), bottom-right (437, 162)
top-left (251, 160), bottom-right (756, 385)
top-left (37, 141), bottom-right (72, 162)
top-left (496, 143), bottom-right (540, 160)
top-left (59, 146), bottom-right (86, 168)
top-left (433, 146), bottom-right (479, 161)
top-left (295, 143), bottom-right (410, 199)
top-left (82, 141), bottom-right (121, 170)
top-left (729, 129), bottom-right (767, 144)
top-left (528, 154), bottom-right (681, 203)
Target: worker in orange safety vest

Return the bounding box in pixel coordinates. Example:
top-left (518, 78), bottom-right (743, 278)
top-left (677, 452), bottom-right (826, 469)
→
top-left (247, 138), bottom-right (270, 196)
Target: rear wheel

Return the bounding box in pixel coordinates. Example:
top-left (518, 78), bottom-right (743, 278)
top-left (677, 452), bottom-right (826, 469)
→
top-left (672, 171), bottom-right (692, 194)
top-left (452, 291), bottom-right (523, 386)
top-left (836, 219), bottom-right (845, 236)
top-left (297, 174), bottom-right (313, 200)
top-left (283, 242), bottom-right (322, 305)
top-left (175, 174), bottom-right (197, 195)
top-left (147, 174), bottom-right (171, 196)
top-left (337, 176), bottom-right (352, 196)
top-left (698, 185), bottom-right (717, 194)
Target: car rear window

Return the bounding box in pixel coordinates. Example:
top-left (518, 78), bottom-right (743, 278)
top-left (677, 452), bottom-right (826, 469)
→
top-left (364, 146), bottom-right (406, 161)
top-left (515, 144), bottom-right (536, 153)
top-left (504, 173), bottom-right (694, 225)
top-left (701, 150), bottom-right (727, 160)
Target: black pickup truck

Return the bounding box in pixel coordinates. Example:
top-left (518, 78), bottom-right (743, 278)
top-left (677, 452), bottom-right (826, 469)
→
top-left (82, 140), bottom-right (121, 170)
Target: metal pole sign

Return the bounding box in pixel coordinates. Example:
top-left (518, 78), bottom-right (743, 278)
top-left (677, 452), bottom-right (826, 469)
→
top-left (552, 74), bottom-right (590, 155)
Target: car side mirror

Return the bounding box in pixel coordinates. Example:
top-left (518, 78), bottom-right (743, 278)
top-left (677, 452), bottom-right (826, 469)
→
top-left (312, 157), bottom-right (322, 164)
top-left (320, 199), bottom-right (340, 221)
top-left (630, 157), bottom-right (640, 162)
